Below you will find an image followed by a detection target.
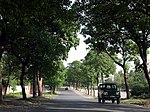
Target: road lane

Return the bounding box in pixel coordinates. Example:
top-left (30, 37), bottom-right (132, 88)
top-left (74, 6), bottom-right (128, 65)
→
top-left (31, 87), bottom-right (150, 112)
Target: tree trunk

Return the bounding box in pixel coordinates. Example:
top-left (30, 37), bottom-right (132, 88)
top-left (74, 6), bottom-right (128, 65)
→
top-left (4, 78), bottom-right (10, 97)
top-left (93, 87), bottom-right (95, 97)
top-left (20, 65), bottom-right (26, 100)
top-left (101, 73), bottom-right (104, 83)
top-left (142, 58), bottom-right (150, 96)
top-left (96, 73), bottom-right (99, 87)
top-left (52, 86), bottom-right (56, 94)
top-left (90, 80), bottom-right (93, 95)
top-left (138, 45), bottom-right (150, 96)
top-left (4, 64), bottom-right (11, 97)
top-left (87, 86), bottom-right (90, 95)
top-left (37, 74), bottom-right (43, 96)
top-left (0, 25), bottom-right (6, 102)
top-left (0, 72), bottom-right (2, 102)
top-left (75, 82), bottom-right (77, 90)
top-left (39, 77), bottom-right (43, 96)
top-left (0, 51), bottom-right (4, 102)
top-left (123, 68), bottom-right (130, 99)
top-left (33, 73), bottom-right (37, 98)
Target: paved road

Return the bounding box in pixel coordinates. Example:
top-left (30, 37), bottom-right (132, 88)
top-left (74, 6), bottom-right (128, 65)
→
top-left (31, 87), bottom-right (150, 112)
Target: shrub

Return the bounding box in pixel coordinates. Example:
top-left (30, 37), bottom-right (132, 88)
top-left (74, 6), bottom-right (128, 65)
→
top-left (131, 84), bottom-right (149, 96)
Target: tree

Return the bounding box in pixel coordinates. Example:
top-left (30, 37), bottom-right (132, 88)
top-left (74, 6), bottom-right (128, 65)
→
top-left (84, 50), bottom-right (116, 85)
top-left (129, 70), bottom-right (149, 96)
top-left (44, 61), bottom-right (66, 94)
top-left (76, 0), bottom-right (150, 96)
top-left (1, 52), bottom-right (20, 96)
top-left (66, 61), bottom-right (82, 90)
top-left (0, 0), bottom-right (80, 100)
top-left (66, 50), bottom-right (116, 96)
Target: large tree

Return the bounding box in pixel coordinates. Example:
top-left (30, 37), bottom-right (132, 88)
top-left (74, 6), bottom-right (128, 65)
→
top-left (66, 61), bottom-right (82, 89)
top-left (0, 0), bottom-right (80, 101)
top-left (44, 60), bottom-right (66, 94)
top-left (84, 50), bottom-right (116, 85)
top-left (77, 0), bottom-right (150, 95)
top-left (1, 52), bottom-right (20, 97)
top-left (66, 51), bottom-right (116, 96)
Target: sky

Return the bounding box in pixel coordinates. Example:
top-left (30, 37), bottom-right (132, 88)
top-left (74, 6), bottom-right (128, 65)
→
top-left (63, 34), bottom-right (89, 67)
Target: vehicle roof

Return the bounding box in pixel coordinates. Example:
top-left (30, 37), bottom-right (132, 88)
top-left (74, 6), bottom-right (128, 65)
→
top-left (99, 83), bottom-right (117, 85)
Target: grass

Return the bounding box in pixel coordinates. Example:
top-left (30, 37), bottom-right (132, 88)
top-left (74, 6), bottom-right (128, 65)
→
top-left (4, 91), bottom-right (54, 100)
top-left (4, 92), bottom-right (22, 99)
top-left (121, 98), bottom-right (150, 107)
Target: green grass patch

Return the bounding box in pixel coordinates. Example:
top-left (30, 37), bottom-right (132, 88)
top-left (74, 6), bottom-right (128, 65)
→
top-left (4, 92), bottom-right (22, 99)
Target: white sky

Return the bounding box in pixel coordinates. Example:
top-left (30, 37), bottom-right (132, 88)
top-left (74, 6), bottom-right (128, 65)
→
top-left (63, 34), bottom-right (89, 66)
top-left (63, 0), bottom-right (89, 66)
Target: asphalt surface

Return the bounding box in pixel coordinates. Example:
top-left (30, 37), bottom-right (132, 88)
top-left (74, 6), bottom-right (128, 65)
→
top-left (0, 87), bottom-right (149, 112)
top-left (30, 87), bottom-right (150, 112)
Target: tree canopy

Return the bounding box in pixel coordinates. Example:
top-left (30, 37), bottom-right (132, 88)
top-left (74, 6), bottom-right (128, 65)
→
top-left (76, 0), bottom-right (150, 96)
top-left (0, 0), bottom-right (80, 100)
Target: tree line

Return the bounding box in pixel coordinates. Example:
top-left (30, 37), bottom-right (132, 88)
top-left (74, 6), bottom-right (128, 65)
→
top-left (73, 0), bottom-right (150, 99)
top-left (0, 0), bottom-right (150, 101)
top-left (65, 50), bottom-right (149, 98)
top-left (0, 0), bottom-right (80, 101)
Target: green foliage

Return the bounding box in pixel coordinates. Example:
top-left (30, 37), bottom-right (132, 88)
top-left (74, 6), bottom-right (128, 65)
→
top-left (129, 71), bottom-right (149, 96)
top-left (10, 79), bottom-right (18, 92)
top-left (84, 50), bottom-right (116, 83)
top-left (44, 61), bottom-right (66, 88)
top-left (0, 0), bottom-right (80, 100)
top-left (115, 70), bottom-right (149, 96)
top-left (131, 84), bottom-right (149, 96)
top-left (66, 60), bottom-right (82, 86)
top-left (76, 0), bottom-right (150, 96)
top-left (114, 71), bottom-right (125, 89)
top-left (66, 50), bottom-right (116, 89)
top-left (1, 52), bottom-right (21, 80)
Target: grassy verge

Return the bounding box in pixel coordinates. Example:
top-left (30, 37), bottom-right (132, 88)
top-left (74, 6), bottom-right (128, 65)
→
top-left (4, 92), bottom-right (22, 99)
top-left (3, 91), bottom-right (54, 101)
top-left (121, 98), bottom-right (150, 108)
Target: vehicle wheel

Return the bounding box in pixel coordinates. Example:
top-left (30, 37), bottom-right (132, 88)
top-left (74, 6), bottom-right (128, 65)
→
top-left (117, 98), bottom-right (120, 104)
top-left (112, 99), bottom-right (115, 103)
top-left (102, 98), bottom-right (105, 103)
top-left (65, 87), bottom-right (68, 90)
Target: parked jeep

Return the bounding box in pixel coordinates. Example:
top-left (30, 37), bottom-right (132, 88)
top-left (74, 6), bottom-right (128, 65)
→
top-left (98, 83), bottom-right (120, 104)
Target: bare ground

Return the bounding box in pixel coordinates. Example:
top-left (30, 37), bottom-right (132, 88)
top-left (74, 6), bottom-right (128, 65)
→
top-left (0, 97), bottom-right (51, 112)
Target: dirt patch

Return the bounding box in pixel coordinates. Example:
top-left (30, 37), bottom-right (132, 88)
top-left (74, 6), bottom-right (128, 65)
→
top-left (0, 97), bottom-right (51, 112)
top-left (131, 102), bottom-right (150, 108)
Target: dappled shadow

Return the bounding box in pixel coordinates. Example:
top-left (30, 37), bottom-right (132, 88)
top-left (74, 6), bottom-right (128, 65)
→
top-left (32, 89), bottom-right (150, 112)
top-left (34, 99), bottom-right (150, 112)
top-left (0, 96), bottom-right (52, 112)
top-left (0, 88), bottom-right (149, 112)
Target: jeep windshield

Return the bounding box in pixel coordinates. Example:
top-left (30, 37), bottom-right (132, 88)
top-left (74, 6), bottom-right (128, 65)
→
top-left (99, 84), bottom-right (117, 90)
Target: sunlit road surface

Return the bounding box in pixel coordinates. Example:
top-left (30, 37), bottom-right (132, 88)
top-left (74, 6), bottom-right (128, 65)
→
top-left (32, 87), bottom-right (150, 112)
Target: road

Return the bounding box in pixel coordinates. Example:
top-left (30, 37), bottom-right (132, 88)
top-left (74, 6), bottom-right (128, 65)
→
top-left (31, 87), bottom-right (150, 112)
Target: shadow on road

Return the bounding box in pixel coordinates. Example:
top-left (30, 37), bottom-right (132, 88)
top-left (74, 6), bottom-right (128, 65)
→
top-left (33, 87), bottom-right (150, 112)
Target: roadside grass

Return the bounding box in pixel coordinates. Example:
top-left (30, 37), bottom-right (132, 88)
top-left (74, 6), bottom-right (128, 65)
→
top-left (121, 98), bottom-right (150, 108)
top-left (1, 91), bottom-right (54, 106)
top-left (4, 92), bottom-right (22, 99)
top-left (4, 91), bottom-right (54, 100)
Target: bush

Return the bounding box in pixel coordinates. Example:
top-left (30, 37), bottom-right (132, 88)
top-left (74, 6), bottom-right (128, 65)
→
top-left (131, 84), bottom-right (149, 96)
